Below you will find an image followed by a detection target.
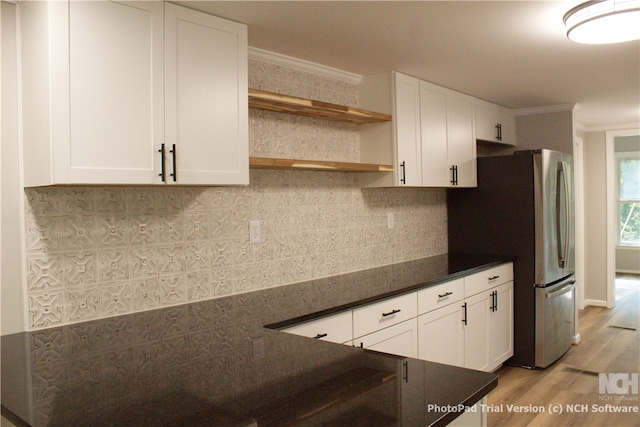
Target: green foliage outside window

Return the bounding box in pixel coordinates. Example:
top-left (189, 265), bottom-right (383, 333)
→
top-left (619, 158), bottom-right (640, 245)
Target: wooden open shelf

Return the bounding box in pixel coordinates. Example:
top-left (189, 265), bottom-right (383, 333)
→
top-left (250, 157), bottom-right (393, 173)
top-left (249, 89), bottom-right (392, 124)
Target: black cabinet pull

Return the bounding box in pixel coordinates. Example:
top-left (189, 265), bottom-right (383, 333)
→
top-left (158, 144), bottom-right (166, 182)
top-left (169, 144), bottom-right (177, 182)
top-left (314, 333), bottom-right (328, 339)
top-left (438, 291), bottom-right (453, 298)
top-left (489, 290), bottom-right (499, 312)
top-left (450, 165), bottom-right (456, 185)
top-left (400, 161), bottom-right (406, 185)
top-left (382, 309), bottom-right (401, 317)
top-left (495, 123), bottom-right (503, 141)
top-left (462, 303), bottom-right (468, 325)
top-left (488, 275), bottom-right (500, 281)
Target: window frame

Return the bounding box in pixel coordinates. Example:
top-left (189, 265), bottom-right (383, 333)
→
top-left (616, 150), bottom-right (640, 247)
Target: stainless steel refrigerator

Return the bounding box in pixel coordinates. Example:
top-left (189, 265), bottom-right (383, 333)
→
top-left (448, 149), bottom-right (575, 368)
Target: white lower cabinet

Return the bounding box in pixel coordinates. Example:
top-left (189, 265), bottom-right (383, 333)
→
top-left (463, 291), bottom-right (491, 371)
top-left (281, 310), bottom-right (353, 344)
top-left (489, 282), bottom-right (514, 369)
top-left (355, 318), bottom-right (418, 359)
top-left (282, 263), bottom-right (512, 374)
top-left (418, 299), bottom-right (465, 368)
top-left (446, 398), bottom-right (487, 427)
top-left (418, 263), bottom-right (514, 372)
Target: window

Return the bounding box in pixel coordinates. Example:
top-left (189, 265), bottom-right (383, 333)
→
top-left (617, 152), bottom-right (640, 246)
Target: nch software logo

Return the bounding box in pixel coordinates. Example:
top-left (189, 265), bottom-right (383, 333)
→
top-left (599, 373), bottom-right (639, 395)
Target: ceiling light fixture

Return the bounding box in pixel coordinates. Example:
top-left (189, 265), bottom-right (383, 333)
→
top-left (563, 0), bottom-right (640, 44)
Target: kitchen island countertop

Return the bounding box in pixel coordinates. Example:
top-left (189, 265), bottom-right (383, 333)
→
top-left (1, 253), bottom-right (509, 426)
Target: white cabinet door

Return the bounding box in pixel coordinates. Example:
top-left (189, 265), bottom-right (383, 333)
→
top-left (419, 80), bottom-right (476, 188)
top-left (164, 3), bottom-right (248, 185)
top-left (475, 99), bottom-right (516, 146)
top-left (357, 318), bottom-right (418, 358)
top-left (463, 292), bottom-right (490, 371)
top-left (447, 92), bottom-right (476, 187)
top-left (68, 1), bottom-right (164, 184)
top-left (21, 1), bottom-right (164, 186)
top-left (489, 281), bottom-right (514, 370)
top-left (418, 303), bottom-right (465, 367)
top-left (420, 81), bottom-right (450, 187)
top-left (393, 73), bottom-right (422, 186)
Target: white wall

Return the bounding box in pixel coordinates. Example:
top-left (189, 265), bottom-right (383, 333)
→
top-left (583, 131), bottom-right (609, 304)
top-left (515, 109), bottom-right (575, 155)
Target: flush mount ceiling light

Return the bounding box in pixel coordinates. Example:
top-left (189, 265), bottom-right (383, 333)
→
top-left (564, 0), bottom-right (640, 44)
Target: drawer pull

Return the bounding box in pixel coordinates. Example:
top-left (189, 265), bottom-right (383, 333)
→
top-left (488, 275), bottom-right (500, 281)
top-left (382, 309), bottom-right (401, 317)
top-left (314, 333), bottom-right (328, 339)
top-left (438, 291), bottom-right (453, 298)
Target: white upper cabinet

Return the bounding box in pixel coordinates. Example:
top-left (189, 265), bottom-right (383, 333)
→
top-left (20, 1), bottom-right (248, 186)
top-left (393, 73), bottom-right (423, 186)
top-left (420, 81), bottom-right (476, 188)
top-left (475, 99), bottom-right (516, 146)
top-left (359, 72), bottom-right (476, 188)
top-left (164, 4), bottom-right (248, 185)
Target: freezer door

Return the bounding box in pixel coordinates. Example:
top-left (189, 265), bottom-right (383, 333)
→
top-left (535, 276), bottom-right (575, 368)
top-left (533, 150), bottom-right (574, 286)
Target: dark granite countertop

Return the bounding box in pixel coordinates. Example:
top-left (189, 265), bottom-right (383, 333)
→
top-left (1, 253), bottom-right (508, 426)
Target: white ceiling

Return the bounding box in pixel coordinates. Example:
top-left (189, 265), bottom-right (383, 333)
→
top-left (177, 1), bottom-right (640, 129)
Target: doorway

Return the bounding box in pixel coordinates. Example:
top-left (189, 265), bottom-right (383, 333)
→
top-left (606, 130), bottom-right (640, 308)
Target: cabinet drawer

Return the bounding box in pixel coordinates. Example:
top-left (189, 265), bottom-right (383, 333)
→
top-left (353, 292), bottom-right (417, 339)
top-left (356, 318), bottom-right (418, 359)
top-left (282, 310), bottom-right (352, 344)
top-left (464, 262), bottom-right (513, 297)
top-left (418, 278), bottom-right (464, 314)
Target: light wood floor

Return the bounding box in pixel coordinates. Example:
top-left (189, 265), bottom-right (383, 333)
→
top-left (487, 275), bottom-right (640, 427)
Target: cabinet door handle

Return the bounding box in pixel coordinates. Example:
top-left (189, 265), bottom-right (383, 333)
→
top-left (494, 290), bottom-right (498, 311)
top-left (488, 275), bottom-right (500, 281)
top-left (314, 333), bottom-right (328, 339)
top-left (158, 144), bottom-right (166, 182)
top-left (495, 123), bottom-right (503, 141)
top-left (450, 165), bottom-right (457, 185)
top-left (438, 291), bottom-right (453, 298)
top-left (382, 309), bottom-right (401, 317)
top-left (400, 161), bottom-right (406, 185)
top-left (462, 303), bottom-right (468, 325)
top-left (490, 290), bottom-right (496, 312)
top-left (169, 144), bottom-right (177, 182)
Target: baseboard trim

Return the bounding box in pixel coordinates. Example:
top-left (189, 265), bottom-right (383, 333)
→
top-left (583, 299), bottom-right (608, 307)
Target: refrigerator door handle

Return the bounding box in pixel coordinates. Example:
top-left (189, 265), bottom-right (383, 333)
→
top-left (545, 281), bottom-right (575, 299)
top-left (556, 161), bottom-right (570, 269)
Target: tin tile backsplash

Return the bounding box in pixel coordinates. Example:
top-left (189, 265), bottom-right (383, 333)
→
top-left (23, 59), bottom-right (447, 329)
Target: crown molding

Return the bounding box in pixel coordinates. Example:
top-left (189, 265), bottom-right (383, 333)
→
top-left (514, 104), bottom-right (576, 116)
top-left (248, 47), bottom-right (362, 85)
top-left (574, 121), bottom-right (640, 133)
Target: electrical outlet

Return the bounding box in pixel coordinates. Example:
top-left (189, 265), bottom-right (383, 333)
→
top-left (387, 212), bottom-right (395, 229)
top-left (249, 220), bottom-right (261, 244)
